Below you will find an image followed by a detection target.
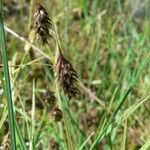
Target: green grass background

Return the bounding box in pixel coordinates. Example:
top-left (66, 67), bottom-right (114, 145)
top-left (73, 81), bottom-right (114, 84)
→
top-left (0, 0), bottom-right (150, 149)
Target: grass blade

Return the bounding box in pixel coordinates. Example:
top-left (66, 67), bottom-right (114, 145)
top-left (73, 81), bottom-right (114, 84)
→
top-left (140, 138), bottom-right (150, 150)
top-left (14, 118), bottom-right (27, 150)
top-left (122, 94), bottom-right (150, 121)
top-left (79, 132), bottom-right (94, 150)
top-left (0, 1), bottom-right (16, 149)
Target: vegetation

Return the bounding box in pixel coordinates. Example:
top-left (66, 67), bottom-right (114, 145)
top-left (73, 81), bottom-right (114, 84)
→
top-left (0, 0), bottom-right (150, 149)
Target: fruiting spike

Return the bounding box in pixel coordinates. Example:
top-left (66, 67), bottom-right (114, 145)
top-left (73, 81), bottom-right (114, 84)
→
top-left (55, 52), bottom-right (79, 99)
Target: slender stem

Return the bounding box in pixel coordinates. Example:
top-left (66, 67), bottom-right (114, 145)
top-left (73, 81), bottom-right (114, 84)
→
top-left (55, 82), bottom-right (72, 150)
top-left (28, 0), bottom-right (34, 31)
top-left (0, 1), bottom-right (16, 149)
top-left (51, 17), bottom-right (62, 59)
top-left (4, 26), bottom-right (51, 60)
top-left (52, 15), bottom-right (75, 150)
top-left (30, 80), bottom-right (35, 150)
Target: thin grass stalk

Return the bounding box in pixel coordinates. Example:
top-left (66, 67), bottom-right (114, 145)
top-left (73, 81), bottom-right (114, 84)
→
top-left (30, 80), bottom-right (36, 150)
top-left (13, 51), bottom-right (28, 82)
top-left (50, 16), bottom-right (69, 148)
top-left (28, 0), bottom-right (34, 31)
top-left (4, 26), bottom-right (51, 60)
top-left (79, 132), bottom-right (94, 150)
top-left (14, 86), bottom-right (30, 141)
top-left (62, 96), bottom-right (77, 150)
top-left (121, 119), bottom-right (127, 150)
top-left (63, 0), bottom-right (70, 49)
top-left (55, 81), bottom-right (71, 150)
top-left (0, 105), bottom-right (7, 129)
top-left (52, 17), bottom-right (75, 150)
top-left (0, 1), bottom-right (16, 149)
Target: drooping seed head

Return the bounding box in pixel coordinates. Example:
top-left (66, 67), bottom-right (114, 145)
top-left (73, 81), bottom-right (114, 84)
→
top-left (31, 4), bottom-right (52, 44)
top-left (55, 52), bottom-right (79, 99)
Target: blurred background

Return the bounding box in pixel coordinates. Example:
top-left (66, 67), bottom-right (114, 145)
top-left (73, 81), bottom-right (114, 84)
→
top-left (0, 0), bottom-right (150, 149)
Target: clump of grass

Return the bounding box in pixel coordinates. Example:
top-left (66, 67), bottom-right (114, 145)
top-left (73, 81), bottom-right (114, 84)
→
top-left (1, 0), bottom-right (150, 149)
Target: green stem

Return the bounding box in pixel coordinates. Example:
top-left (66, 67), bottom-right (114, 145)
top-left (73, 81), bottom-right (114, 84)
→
top-left (52, 17), bottom-right (62, 61)
top-left (28, 0), bottom-right (34, 31)
top-left (52, 16), bottom-right (75, 150)
top-left (0, 1), bottom-right (16, 149)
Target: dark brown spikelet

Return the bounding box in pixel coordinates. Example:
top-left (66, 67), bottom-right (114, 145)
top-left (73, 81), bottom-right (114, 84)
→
top-left (52, 107), bottom-right (62, 122)
top-left (49, 138), bottom-right (59, 150)
top-left (42, 90), bottom-right (56, 107)
top-left (31, 4), bottom-right (52, 44)
top-left (55, 52), bottom-right (79, 99)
